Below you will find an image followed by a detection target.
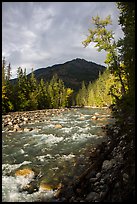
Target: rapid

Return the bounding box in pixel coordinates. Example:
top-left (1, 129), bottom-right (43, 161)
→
top-left (2, 107), bottom-right (114, 202)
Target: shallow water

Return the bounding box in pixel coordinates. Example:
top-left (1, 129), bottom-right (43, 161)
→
top-left (2, 107), bottom-right (114, 202)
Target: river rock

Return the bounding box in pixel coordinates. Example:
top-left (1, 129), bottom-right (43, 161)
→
top-left (96, 172), bottom-right (101, 179)
top-left (102, 159), bottom-right (114, 170)
top-left (54, 124), bottom-right (62, 129)
top-left (15, 168), bottom-right (35, 179)
top-left (39, 183), bottom-right (53, 191)
top-left (23, 117), bottom-right (28, 121)
top-left (122, 173), bottom-right (129, 183)
top-left (8, 121), bottom-right (13, 126)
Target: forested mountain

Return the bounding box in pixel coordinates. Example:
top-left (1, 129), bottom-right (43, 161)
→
top-left (11, 58), bottom-right (106, 91)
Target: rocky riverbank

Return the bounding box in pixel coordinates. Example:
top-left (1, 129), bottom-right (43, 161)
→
top-left (52, 114), bottom-right (135, 202)
top-left (2, 108), bottom-right (70, 133)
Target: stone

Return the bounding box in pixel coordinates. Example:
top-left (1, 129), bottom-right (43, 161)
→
top-left (54, 124), bottom-right (62, 129)
top-left (96, 172), bottom-right (101, 179)
top-left (15, 168), bottom-right (35, 178)
top-left (8, 121), bottom-right (12, 126)
top-left (86, 191), bottom-right (100, 201)
top-left (123, 173), bottom-right (129, 183)
top-left (94, 181), bottom-right (99, 186)
top-left (102, 160), bottom-right (113, 170)
top-left (23, 117), bottom-right (28, 121)
top-left (39, 183), bottom-right (53, 191)
top-left (90, 177), bottom-right (97, 183)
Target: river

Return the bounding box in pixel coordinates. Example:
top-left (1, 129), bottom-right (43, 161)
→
top-left (2, 107), bottom-right (114, 202)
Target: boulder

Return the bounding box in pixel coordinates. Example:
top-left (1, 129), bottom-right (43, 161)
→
top-left (102, 159), bottom-right (115, 170)
top-left (39, 183), bottom-right (53, 191)
top-left (15, 168), bottom-right (35, 179)
top-left (54, 124), bottom-right (62, 129)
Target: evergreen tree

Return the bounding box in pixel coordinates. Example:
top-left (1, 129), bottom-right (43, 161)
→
top-left (37, 79), bottom-right (49, 109)
top-left (27, 68), bottom-right (38, 110)
top-left (29, 68), bottom-right (37, 91)
top-left (47, 74), bottom-right (73, 108)
top-left (2, 58), bottom-right (14, 113)
top-left (2, 57), bottom-right (6, 86)
top-left (13, 67), bottom-right (30, 111)
top-left (6, 63), bottom-right (12, 81)
top-left (117, 2), bottom-right (135, 112)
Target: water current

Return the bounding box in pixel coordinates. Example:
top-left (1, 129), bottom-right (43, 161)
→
top-left (2, 107), bottom-right (114, 202)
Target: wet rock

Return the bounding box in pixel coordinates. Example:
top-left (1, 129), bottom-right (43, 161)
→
top-left (39, 183), bottom-right (53, 191)
top-left (15, 168), bottom-right (35, 178)
top-left (54, 124), bottom-right (62, 129)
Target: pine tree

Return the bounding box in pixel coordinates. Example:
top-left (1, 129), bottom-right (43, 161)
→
top-left (37, 79), bottom-right (49, 109)
top-left (2, 57), bottom-right (6, 86)
top-left (14, 67), bottom-right (30, 111)
top-left (6, 63), bottom-right (12, 81)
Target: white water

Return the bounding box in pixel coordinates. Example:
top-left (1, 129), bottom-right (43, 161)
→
top-left (2, 107), bottom-right (114, 202)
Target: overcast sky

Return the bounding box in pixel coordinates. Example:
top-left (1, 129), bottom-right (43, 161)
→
top-left (2, 2), bottom-right (124, 79)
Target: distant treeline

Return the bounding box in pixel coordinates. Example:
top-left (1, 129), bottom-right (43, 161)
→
top-left (2, 65), bottom-right (73, 113)
top-left (2, 59), bottom-right (120, 114)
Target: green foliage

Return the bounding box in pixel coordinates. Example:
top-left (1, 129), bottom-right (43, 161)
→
top-left (76, 81), bottom-right (88, 106)
top-left (47, 74), bottom-right (73, 108)
top-left (37, 79), bottom-right (49, 109)
top-left (82, 14), bottom-right (128, 100)
top-left (75, 69), bottom-right (117, 107)
top-left (81, 2), bottom-right (135, 117)
top-left (2, 58), bottom-right (14, 113)
top-left (117, 2), bottom-right (135, 113)
top-left (2, 57), bottom-right (6, 86)
top-left (2, 67), bottom-right (73, 113)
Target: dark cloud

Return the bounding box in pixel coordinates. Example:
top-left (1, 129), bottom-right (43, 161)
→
top-left (2, 2), bottom-right (124, 79)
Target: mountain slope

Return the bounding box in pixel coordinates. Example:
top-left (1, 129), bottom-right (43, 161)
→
top-left (12, 58), bottom-right (106, 91)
